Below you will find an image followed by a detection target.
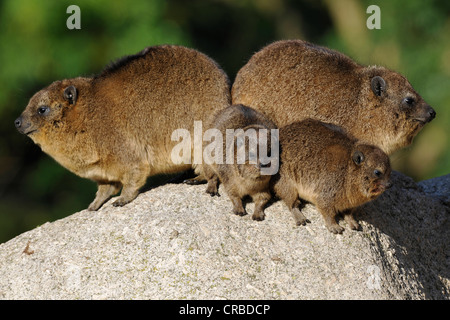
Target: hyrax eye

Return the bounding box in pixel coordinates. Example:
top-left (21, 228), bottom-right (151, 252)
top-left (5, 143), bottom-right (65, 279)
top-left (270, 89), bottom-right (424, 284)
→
top-left (402, 97), bottom-right (415, 106)
top-left (37, 106), bottom-right (50, 116)
top-left (374, 169), bottom-right (382, 177)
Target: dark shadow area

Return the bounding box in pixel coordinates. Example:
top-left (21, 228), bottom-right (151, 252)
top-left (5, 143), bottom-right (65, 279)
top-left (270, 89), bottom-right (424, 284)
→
top-left (357, 171), bottom-right (449, 299)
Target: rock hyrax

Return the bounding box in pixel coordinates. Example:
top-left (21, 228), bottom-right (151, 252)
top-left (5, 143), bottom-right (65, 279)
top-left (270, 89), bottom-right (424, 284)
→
top-left (15, 45), bottom-right (230, 210)
top-left (203, 104), bottom-right (278, 221)
top-left (232, 40), bottom-right (436, 155)
top-left (273, 119), bottom-right (391, 234)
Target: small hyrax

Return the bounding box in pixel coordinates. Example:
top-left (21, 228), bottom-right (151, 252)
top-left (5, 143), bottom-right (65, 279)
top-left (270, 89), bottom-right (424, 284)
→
top-left (273, 119), bottom-right (391, 234)
top-left (232, 40), bottom-right (436, 155)
top-left (15, 45), bottom-right (231, 210)
top-left (203, 104), bottom-right (278, 221)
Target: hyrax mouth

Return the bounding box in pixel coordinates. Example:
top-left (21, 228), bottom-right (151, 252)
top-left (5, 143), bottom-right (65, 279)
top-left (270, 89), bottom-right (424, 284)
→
top-left (412, 106), bottom-right (436, 124)
top-left (371, 186), bottom-right (384, 194)
top-left (369, 180), bottom-right (392, 198)
top-left (25, 129), bottom-right (37, 136)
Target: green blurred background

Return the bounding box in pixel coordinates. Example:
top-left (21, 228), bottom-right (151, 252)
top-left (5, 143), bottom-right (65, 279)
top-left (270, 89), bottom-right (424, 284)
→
top-left (0, 0), bottom-right (449, 243)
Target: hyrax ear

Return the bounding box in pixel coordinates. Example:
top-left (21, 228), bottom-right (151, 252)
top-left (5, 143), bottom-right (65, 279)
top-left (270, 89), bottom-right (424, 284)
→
top-left (63, 86), bottom-right (78, 105)
top-left (371, 76), bottom-right (386, 97)
top-left (352, 150), bottom-right (365, 166)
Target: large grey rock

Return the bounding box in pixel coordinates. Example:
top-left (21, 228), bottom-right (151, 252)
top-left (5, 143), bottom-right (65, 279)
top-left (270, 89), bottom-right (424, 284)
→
top-left (0, 171), bottom-right (448, 299)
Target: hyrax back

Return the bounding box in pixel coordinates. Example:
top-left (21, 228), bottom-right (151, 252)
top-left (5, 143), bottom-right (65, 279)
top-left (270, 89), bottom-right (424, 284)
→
top-left (203, 104), bottom-right (278, 221)
top-left (232, 40), bottom-right (435, 155)
top-left (273, 119), bottom-right (391, 234)
top-left (15, 45), bottom-right (231, 210)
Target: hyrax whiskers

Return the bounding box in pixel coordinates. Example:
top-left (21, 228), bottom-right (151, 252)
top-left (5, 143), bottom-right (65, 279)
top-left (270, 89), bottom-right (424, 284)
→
top-left (273, 119), bottom-right (391, 234)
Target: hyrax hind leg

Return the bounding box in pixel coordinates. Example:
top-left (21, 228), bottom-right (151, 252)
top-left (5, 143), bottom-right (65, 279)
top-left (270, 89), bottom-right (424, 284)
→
top-left (184, 164), bottom-right (207, 185)
top-left (316, 200), bottom-right (344, 234)
top-left (274, 178), bottom-right (310, 226)
top-left (222, 184), bottom-right (246, 216)
top-left (205, 175), bottom-right (220, 197)
top-left (184, 173), bottom-right (207, 185)
top-left (290, 197), bottom-right (311, 226)
top-left (204, 165), bottom-right (220, 197)
top-left (88, 182), bottom-right (122, 211)
top-left (251, 191), bottom-right (271, 221)
top-left (228, 192), bottom-right (246, 216)
top-left (112, 164), bottom-right (150, 208)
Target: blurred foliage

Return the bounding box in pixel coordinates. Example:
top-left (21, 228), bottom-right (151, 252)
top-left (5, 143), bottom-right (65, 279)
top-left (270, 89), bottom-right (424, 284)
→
top-left (0, 0), bottom-right (448, 243)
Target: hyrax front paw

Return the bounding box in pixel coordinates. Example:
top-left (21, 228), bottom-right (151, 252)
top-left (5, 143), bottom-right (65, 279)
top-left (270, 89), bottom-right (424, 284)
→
top-left (205, 180), bottom-right (220, 197)
top-left (112, 197), bottom-right (131, 207)
top-left (206, 186), bottom-right (220, 197)
top-left (326, 223), bottom-right (345, 234)
top-left (184, 177), bottom-right (205, 185)
top-left (233, 208), bottom-right (247, 216)
top-left (88, 202), bottom-right (102, 211)
top-left (292, 209), bottom-right (310, 226)
top-left (295, 217), bottom-right (311, 226)
top-left (344, 214), bottom-right (361, 231)
top-left (252, 211), bottom-right (265, 221)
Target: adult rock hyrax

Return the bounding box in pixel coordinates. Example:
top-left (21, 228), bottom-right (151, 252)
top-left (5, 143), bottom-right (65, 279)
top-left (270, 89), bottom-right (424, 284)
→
top-left (203, 104), bottom-right (278, 221)
top-left (273, 119), bottom-right (391, 234)
top-left (232, 40), bottom-right (436, 155)
top-left (15, 45), bottom-right (230, 211)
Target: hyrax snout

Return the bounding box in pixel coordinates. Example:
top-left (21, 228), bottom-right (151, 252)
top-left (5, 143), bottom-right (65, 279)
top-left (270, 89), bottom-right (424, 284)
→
top-left (16, 45), bottom-right (230, 210)
top-left (203, 104), bottom-right (278, 221)
top-left (273, 119), bottom-right (391, 234)
top-left (232, 40), bottom-right (435, 155)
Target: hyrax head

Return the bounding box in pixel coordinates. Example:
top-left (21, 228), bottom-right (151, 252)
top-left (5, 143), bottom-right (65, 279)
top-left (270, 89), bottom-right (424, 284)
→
top-left (234, 124), bottom-right (279, 180)
top-left (350, 143), bottom-right (392, 200)
top-left (362, 67), bottom-right (436, 152)
top-left (15, 78), bottom-right (88, 147)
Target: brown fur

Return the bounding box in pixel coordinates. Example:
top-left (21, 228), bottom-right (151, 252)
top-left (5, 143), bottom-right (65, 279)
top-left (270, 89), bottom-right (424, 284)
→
top-left (15, 45), bottom-right (231, 210)
top-left (203, 105), bottom-right (277, 221)
top-left (273, 119), bottom-right (391, 234)
top-left (232, 40), bottom-right (435, 155)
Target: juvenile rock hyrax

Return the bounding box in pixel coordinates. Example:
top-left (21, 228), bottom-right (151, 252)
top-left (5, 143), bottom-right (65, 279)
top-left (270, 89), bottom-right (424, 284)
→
top-left (15, 45), bottom-right (230, 210)
top-left (203, 104), bottom-right (278, 221)
top-left (232, 40), bottom-right (436, 155)
top-left (273, 119), bottom-right (391, 234)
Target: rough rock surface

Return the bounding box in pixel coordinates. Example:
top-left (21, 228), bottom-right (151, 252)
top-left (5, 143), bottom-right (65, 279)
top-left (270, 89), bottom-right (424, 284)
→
top-left (0, 171), bottom-right (448, 299)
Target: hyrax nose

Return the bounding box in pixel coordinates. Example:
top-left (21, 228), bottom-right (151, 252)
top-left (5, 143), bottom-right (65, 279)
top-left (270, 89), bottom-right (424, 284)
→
top-left (427, 107), bottom-right (436, 121)
top-left (14, 117), bottom-right (22, 129)
top-left (430, 107), bottom-right (436, 120)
